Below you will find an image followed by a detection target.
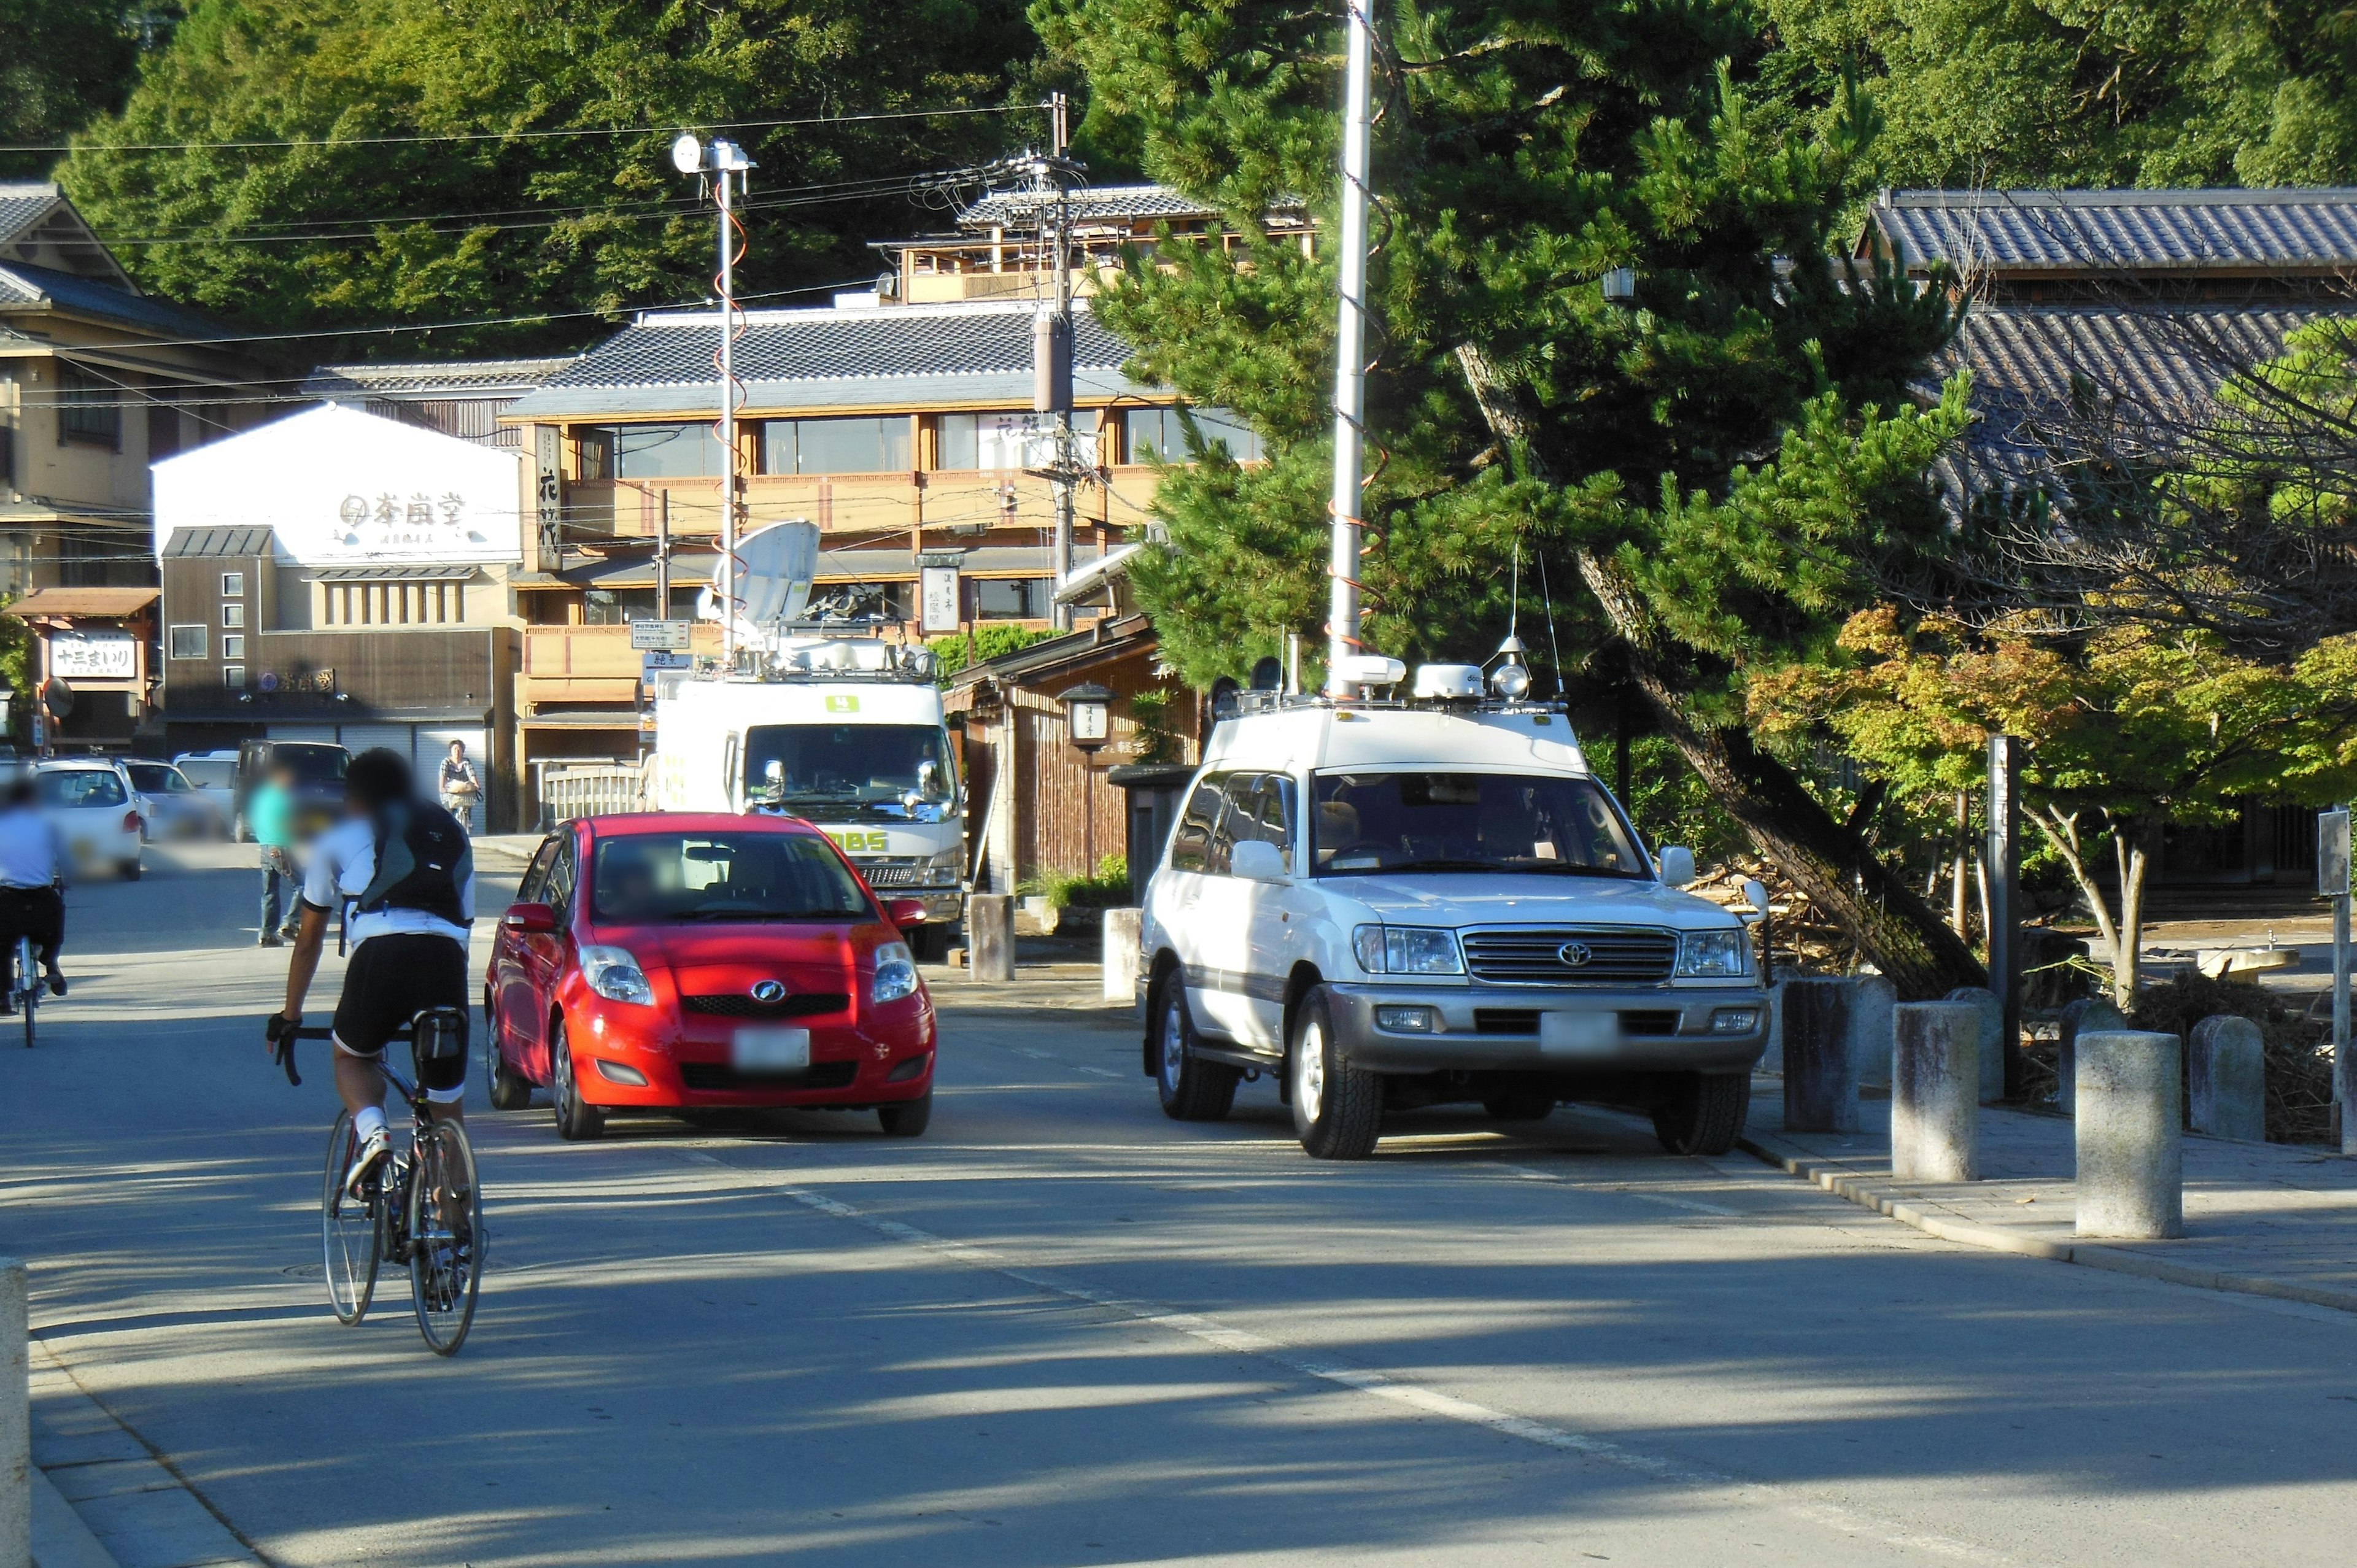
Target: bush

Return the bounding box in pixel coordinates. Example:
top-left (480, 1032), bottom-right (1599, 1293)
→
top-left (927, 626), bottom-right (1055, 686)
top-left (2130, 975), bottom-right (2334, 1144)
top-left (1022, 854), bottom-right (1131, 910)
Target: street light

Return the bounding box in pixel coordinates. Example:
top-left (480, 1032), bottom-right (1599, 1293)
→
top-left (1060, 683), bottom-right (1113, 871)
top-left (671, 132), bottom-right (757, 663)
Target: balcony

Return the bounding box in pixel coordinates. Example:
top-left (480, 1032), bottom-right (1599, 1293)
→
top-left (557, 467), bottom-right (1158, 544)
top-left (520, 622), bottom-right (724, 710)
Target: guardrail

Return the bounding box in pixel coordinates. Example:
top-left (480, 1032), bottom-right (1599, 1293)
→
top-left (533, 762), bottom-right (649, 827)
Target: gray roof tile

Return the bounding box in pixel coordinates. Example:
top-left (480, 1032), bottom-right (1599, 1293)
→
top-left (164, 527), bottom-right (276, 558)
top-left (958, 183), bottom-right (1218, 230)
top-left (0, 182), bottom-right (61, 247)
top-left (1869, 188), bottom-right (2357, 273)
top-left (302, 358), bottom-right (576, 400)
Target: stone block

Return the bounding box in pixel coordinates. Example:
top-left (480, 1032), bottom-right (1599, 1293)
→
top-left (2057, 996), bottom-right (2126, 1114)
top-left (1945, 985), bottom-right (2005, 1103)
top-left (1101, 908), bottom-right (1144, 1003)
top-left (2075, 1030), bottom-right (2183, 1239)
top-left (1894, 1002), bottom-right (1980, 1181)
top-left (1782, 978), bottom-right (1859, 1133)
top-left (967, 894), bottom-right (1015, 984)
top-left (2188, 1014), bottom-right (2266, 1143)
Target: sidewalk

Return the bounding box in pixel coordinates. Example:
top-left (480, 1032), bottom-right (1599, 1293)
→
top-left (1742, 1083), bottom-right (2357, 1313)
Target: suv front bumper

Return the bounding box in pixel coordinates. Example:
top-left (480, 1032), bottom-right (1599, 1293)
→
top-left (1325, 982), bottom-right (1768, 1075)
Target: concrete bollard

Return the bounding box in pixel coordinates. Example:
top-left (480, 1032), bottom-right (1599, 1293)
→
top-left (2188, 1014), bottom-right (2266, 1143)
top-left (1945, 986), bottom-right (2006, 1104)
top-left (2056, 997), bottom-right (2126, 1114)
top-left (1851, 974), bottom-right (1898, 1088)
top-left (1894, 1002), bottom-right (1981, 1181)
top-left (1762, 979), bottom-right (1790, 1075)
top-left (967, 894), bottom-right (1015, 984)
top-left (2, 1256), bottom-right (26, 1568)
top-left (1101, 907), bottom-right (1144, 1003)
top-left (2075, 1031), bottom-right (2184, 1238)
top-left (1782, 978), bottom-right (1859, 1133)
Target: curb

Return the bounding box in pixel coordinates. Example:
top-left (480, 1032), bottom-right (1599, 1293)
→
top-left (1737, 1131), bottom-right (2357, 1318)
top-left (33, 1465), bottom-right (119, 1568)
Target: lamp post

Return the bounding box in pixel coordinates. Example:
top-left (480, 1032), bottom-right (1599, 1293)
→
top-left (1061, 682), bottom-right (1112, 871)
top-left (671, 131), bottom-right (756, 665)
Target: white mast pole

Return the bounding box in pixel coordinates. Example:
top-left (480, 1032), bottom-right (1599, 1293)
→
top-left (718, 153), bottom-right (740, 666)
top-left (1325, 1), bottom-right (1375, 697)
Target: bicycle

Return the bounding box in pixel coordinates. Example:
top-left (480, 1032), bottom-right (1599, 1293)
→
top-left (277, 1011), bottom-right (483, 1356)
top-left (9, 932), bottom-right (36, 1049)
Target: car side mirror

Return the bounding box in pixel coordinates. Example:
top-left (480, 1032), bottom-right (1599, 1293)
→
top-left (1740, 878), bottom-right (1770, 925)
top-left (1231, 840), bottom-right (1288, 883)
top-left (1657, 846), bottom-right (1697, 887)
top-left (503, 901), bottom-right (557, 934)
top-left (885, 897), bottom-right (929, 930)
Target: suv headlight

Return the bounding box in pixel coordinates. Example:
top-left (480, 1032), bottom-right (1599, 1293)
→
top-left (1352, 925), bottom-right (1466, 976)
top-left (578, 944), bottom-right (655, 1006)
top-left (872, 940), bottom-right (920, 1003)
top-left (1676, 929), bottom-right (1752, 979)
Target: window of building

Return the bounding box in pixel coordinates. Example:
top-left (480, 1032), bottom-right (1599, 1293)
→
top-left (761, 416), bottom-right (912, 476)
top-left (220, 571), bottom-right (244, 598)
top-left (221, 603), bottom-right (244, 628)
top-left (222, 665), bottom-right (245, 689)
top-left (221, 634), bottom-right (245, 660)
top-left (1125, 404), bottom-right (1263, 464)
top-left (56, 362), bottom-right (122, 450)
top-left (168, 624), bottom-right (207, 659)
top-left (613, 423), bottom-right (726, 479)
top-left (936, 409), bottom-right (1099, 471)
top-left (584, 588), bottom-right (661, 625)
top-left (321, 579), bottom-right (466, 625)
top-left (807, 581), bottom-right (912, 622)
top-left (149, 401), bottom-right (182, 462)
top-left (973, 577), bottom-right (1050, 619)
top-left (574, 427), bottom-right (614, 481)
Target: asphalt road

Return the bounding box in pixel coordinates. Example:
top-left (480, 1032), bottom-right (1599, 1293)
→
top-left (4, 844), bottom-right (2357, 1566)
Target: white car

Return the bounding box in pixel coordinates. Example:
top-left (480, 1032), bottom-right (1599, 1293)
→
top-left (37, 759), bottom-right (145, 881)
top-left (172, 751), bottom-right (239, 825)
top-left (126, 760), bottom-right (226, 841)
top-left (1136, 667), bottom-right (1769, 1160)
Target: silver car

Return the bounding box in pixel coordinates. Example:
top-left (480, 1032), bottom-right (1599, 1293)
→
top-left (127, 760), bottom-right (227, 841)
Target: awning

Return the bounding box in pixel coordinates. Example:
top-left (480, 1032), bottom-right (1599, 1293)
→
top-left (7, 587), bottom-right (160, 619)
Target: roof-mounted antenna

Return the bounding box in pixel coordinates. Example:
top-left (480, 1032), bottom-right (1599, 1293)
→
top-left (1490, 544), bottom-right (1531, 700)
top-left (1533, 546), bottom-right (1566, 698)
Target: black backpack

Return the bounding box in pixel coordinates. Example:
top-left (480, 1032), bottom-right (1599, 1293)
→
top-left (354, 800), bottom-right (472, 927)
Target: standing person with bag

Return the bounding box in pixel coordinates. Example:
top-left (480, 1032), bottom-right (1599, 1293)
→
top-left (251, 763), bottom-right (301, 946)
top-left (437, 740), bottom-right (483, 836)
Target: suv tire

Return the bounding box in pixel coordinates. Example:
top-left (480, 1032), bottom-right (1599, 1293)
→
top-left (1153, 978), bottom-right (1239, 1121)
top-left (1289, 986), bottom-right (1382, 1160)
top-left (1652, 1071), bottom-right (1749, 1156)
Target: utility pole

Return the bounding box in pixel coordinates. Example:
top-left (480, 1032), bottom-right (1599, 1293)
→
top-left (671, 132), bottom-right (754, 665)
top-left (656, 491), bottom-right (673, 620)
top-left (1324, 0), bottom-right (1375, 696)
top-left (2323, 806), bottom-right (2353, 1151)
top-left (1036, 93), bottom-right (1078, 631)
top-left (1987, 735), bottom-right (2024, 1100)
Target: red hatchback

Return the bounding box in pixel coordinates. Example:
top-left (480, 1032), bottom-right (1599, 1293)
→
top-left (482, 813), bottom-right (938, 1139)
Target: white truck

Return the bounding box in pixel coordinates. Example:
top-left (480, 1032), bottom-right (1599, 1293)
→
top-left (649, 635), bottom-right (965, 959)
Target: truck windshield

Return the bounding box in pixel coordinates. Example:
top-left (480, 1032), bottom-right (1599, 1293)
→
top-left (1310, 771), bottom-right (1649, 878)
top-left (743, 724), bottom-right (954, 819)
top-left (591, 832), bottom-right (873, 922)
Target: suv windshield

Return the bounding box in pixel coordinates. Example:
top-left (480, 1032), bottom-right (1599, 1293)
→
top-left (742, 724), bottom-right (954, 820)
top-left (271, 744), bottom-right (349, 785)
top-left (1311, 771), bottom-right (1647, 878)
top-left (39, 770), bottom-right (127, 809)
top-left (591, 832), bottom-right (873, 923)
top-left (127, 763), bottom-right (185, 793)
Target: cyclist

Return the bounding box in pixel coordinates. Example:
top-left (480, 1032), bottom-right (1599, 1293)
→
top-left (0, 775), bottom-right (67, 1008)
top-left (265, 747), bottom-right (474, 1195)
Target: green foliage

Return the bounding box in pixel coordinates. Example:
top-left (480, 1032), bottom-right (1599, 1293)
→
top-left (0, 0), bottom-right (153, 180)
top-left (1125, 687), bottom-right (1178, 763)
top-left (57, 0), bottom-right (1035, 352)
top-left (1620, 735), bottom-right (1749, 867)
top-left (926, 624), bottom-right (1054, 685)
top-left (0, 609), bottom-right (33, 743)
top-left (1021, 853), bottom-right (1129, 907)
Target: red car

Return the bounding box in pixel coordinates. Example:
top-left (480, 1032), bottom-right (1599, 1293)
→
top-left (482, 813), bottom-right (937, 1139)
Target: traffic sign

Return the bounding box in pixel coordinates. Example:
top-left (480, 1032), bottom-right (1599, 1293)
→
top-left (641, 651), bottom-right (693, 678)
top-left (631, 619), bottom-right (693, 652)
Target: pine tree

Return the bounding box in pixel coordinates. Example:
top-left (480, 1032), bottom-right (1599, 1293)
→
top-left (1039, 0), bottom-right (1986, 995)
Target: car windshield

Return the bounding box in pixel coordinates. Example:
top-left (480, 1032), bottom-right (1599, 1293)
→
top-left (1310, 770), bottom-right (1649, 878)
top-left (177, 757), bottom-right (233, 789)
top-left (40, 770), bottom-right (127, 809)
top-left (273, 744), bottom-right (349, 784)
top-left (127, 763), bottom-right (185, 793)
top-left (742, 724), bottom-right (954, 819)
top-left (590, 832), bottom-right (874, 923)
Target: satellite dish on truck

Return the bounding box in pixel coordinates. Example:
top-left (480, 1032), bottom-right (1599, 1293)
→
top-left (735, 520), bottom-right (819, 631)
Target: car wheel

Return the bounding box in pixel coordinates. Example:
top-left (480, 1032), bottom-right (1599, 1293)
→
top-left (1288, 984), bottom-right (1382, 1160)
top-left (116, 859), bottom-right (142, 882)
top-left (1152, 976), bottom-right (1237, 1121)
top-left (550, 1019), bottom-right (605, 1141)
top-left (1652, 1072), bottom-right (1750, 1156)
top-left (877, 1089), bottom-right (932, 1137)
top-left (484, 991), bottom-right (532, 1111)
top-left (1483, 1090), bottom-right (1556, 1122)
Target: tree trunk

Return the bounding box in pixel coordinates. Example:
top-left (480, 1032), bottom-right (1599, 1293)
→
top-left (2030, 805), bottom-right (2123, 985)
top-left (2112, 817), bottom-right (2154, 1010)
top-left (1453, 346), bottom-right (1986, 999)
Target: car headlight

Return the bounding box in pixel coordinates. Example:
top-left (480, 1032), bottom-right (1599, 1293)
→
top-left (1351, 925), bottom-right (1466, 976)
top-left (1676, 929), bottom-right (1753, 978)
top-left (872, 940), bottom-right (920, 1003)
top-left (578, 944), bottom-right (656, 1006)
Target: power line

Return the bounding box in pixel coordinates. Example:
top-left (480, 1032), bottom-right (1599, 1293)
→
top-left (2, 103), bottom-right (1035, 156)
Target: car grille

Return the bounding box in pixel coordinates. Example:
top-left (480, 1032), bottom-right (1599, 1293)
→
top-left (681, 992), bottom-right (850, 1020)
top-left (1471, 1008), bottom-right (1684, 1037)
top-left (678, 1060), bottom-right (859, 1091)
top-left (1461, 927), bottom-right (1677, 986)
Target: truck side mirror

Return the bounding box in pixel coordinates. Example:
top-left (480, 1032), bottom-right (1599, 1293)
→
top-left (1657, 846), bottom-right (1697, 887)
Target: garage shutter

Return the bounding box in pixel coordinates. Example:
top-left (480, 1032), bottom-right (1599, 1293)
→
top-left (268, 724), bottom-right (339, 744)
top-left (416, 725), bottom-right (489, 833)
top-left (337, 724), bottom-right (417, 769)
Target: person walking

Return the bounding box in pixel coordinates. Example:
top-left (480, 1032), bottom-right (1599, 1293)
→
top-left (437, 740), bottom-right (482, 836)
top-left (251, 763), bottom-right (301, 947)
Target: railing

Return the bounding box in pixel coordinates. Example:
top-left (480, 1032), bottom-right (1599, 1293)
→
top-left (535, 760), bottom-right (649, 828)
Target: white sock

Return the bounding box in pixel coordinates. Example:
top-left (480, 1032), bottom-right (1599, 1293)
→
top-left (354, 1106), bottom-right (387, 1141)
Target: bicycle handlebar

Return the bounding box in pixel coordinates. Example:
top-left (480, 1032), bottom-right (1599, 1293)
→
top-left (274, 1022), bottom-right (416, 1086)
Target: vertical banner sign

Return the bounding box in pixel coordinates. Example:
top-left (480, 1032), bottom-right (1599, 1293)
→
top-left (2321, 807), bottom-right (2353, 1151)
top-left (919, 565), bottom-right (962, 635)
top-left (1986, 735), bottom-right (2022, 1100)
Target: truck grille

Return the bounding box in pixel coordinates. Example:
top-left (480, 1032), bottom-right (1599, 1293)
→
top-left (859, 865), bottom-right (941, 887)
top-left (1461, 927), bottom-right (1677, 986)
top-left (679, 1061), bottom-right (859, 1091)
top-left (681, 992), bottom-right (848, 1019)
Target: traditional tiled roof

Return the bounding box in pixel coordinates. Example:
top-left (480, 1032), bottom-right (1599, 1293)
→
top-left (0, 260), bottom-right (226, 339)
top-left (163, 527), bottom-right (275, 558)
top-left (1867, 188), bottom-right (2357, 276)
top-left (0, 182), bottom-right (63, 247)
top-left (301, 358), bottom-right (577, 400)
top-left (958, 183), bottom-right (1219, 230)
top-left (506, 299), bottom-right (1152, 419)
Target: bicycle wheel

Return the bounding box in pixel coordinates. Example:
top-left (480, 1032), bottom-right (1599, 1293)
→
top-left (408, 1118), bottom-right (482, 1356)
top-left (18, 938), bottom-right (34, 1049)
top-left (320, 1111), bottom-right (379, 1324)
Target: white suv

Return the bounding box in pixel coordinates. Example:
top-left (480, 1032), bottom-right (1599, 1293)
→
top-left (1137, 689), bottom-right (1767, 1159)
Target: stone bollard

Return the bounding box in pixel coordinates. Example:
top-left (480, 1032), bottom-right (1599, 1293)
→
top-left (1762, 979), bottom-right (1790, 1075)
top-left (1101, 908), bottom-right (1144, 1004)
top-left (1851, 974), bottom-right (1898, 1089)
top-left (2, 1256), bottom-right (26, 1568)
top-left (1945, 986), bottom-right (2006, 1104)
top-left (967, 894), bottom-right (1015, 984)
top-left (1782, 978), bottom-right (1859, 1133)
top-left (1894, 1002), bottom-right (1981, 1181)
top-left (2075, 1031), bottom-right (2184, 1238)
top-left (2188, 1014), bottom-right (2266, 1143)
top-left (2056, 997), bottom-right (2126, 1114)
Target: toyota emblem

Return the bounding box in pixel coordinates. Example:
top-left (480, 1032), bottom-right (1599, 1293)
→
top-left (1556, 941), bottom-right (1593, 968)
top-left (751, 980), bottom-right (786, 1003)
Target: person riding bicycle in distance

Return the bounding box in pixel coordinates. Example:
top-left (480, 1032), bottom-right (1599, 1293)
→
top-left (0, 774), bottom-right (68, 1008)
top-left (268, 747), bottom-right (474, 1194)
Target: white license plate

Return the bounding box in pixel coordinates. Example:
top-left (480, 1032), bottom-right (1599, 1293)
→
top-left (1539, 1011), bottom-right (1619, 1054)
top-left (732, 1027), bottom-right (810, 1072)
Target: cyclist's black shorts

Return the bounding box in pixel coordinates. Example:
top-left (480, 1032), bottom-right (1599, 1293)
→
top-left (333, 933), bottom-right (468, 1100)
top-left (0, 886), bottom-right (62, 956)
